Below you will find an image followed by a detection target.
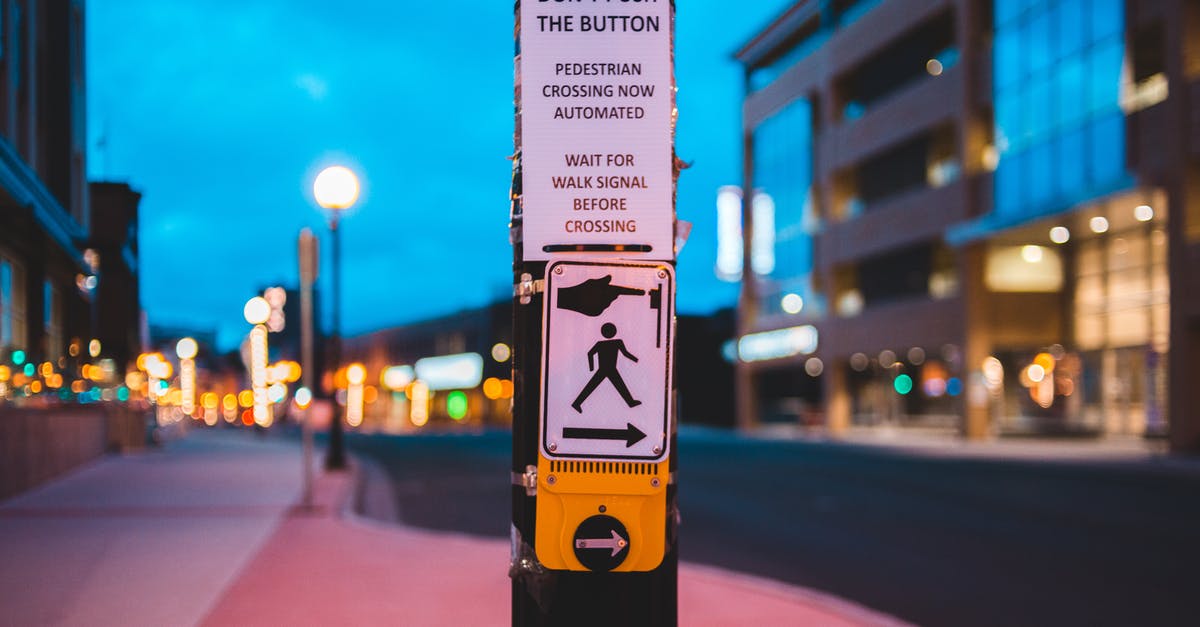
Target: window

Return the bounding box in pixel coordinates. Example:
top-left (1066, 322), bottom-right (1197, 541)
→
top-left (835, 12), bottom-right (956, 118)
top-left (992, 0), bottom-right (1132, 220)
top-left (1074, 227), bottom-right (1168, 352)
top-left (752, 96), bottom-right (820, 316)
top-left (44, 280), bottom-right (62, 361)
top-left (0, 260), bottom-right (11, 346)
top-left (1120, 21), bottom-right (1169, 114)
top-left (752, 96), bottom-right (815, 281)
top-left (0, 255), bottom-right (26, 351)
top-left (856, 243), bottom-right (935, 306)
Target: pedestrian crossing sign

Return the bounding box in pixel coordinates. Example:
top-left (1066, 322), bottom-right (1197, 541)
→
top-left (540, 259), bottom-right (674, 462)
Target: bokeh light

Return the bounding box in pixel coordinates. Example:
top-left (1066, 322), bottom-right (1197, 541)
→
top-left (447, 390), bottom-right (468, 420)
top-left (946, 377), bottom-right (963, 396)
top-left (781, 293), bottom-right (804, 314)
top-left (483, 377), bottom-right (503, 400)
top-left (1033, 352), bottom-right (1056, 374)
top-left (409, 381), bottom-right (430, 426)
top-left (382, 365), bottom-right (415, 391)
top-left (294, 386), bottom-right (313, 409)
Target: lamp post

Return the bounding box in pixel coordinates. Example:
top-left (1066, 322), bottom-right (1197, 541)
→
top-left (175, 337), bottom-right (198, 417)
top-left (313, 165), bottom-right (360, 470)
top-left (244, 296), bottom-right (272, 427)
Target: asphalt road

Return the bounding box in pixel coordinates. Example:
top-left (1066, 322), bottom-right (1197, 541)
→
top-left (347, 429), bottom-right (1200, 627)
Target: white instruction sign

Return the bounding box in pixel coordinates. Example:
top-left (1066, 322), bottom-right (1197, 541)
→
top-left (519, 1), bottom-right (673, 260)
top-left (541, 260), bottom-right (674, 461)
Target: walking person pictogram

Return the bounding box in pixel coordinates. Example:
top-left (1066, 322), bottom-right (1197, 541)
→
top-left (572, 323), bottom-right (641, 413)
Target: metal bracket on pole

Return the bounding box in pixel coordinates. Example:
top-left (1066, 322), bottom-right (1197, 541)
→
top-left (514, 273), bottom-right (545, 305)
top-left (512, 464), bottom-right (538, 496)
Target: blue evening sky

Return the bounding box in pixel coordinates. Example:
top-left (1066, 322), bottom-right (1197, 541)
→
top-left (87, 1), bottom-right (793, 349)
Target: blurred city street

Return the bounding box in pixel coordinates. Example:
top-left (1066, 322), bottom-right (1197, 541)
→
top-left (0, 428), bottom-right (902, 627)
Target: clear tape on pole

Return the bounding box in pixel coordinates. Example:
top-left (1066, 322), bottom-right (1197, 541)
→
top-left (508, 524), bottom-right (556, 612)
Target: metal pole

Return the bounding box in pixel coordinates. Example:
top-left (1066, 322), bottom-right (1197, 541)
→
top-left (324, 216), bottom-right (346, 470)
top-left (299, 228), bottom-right (317, 506)
top-left (510, 3), bottom-right (678, 623)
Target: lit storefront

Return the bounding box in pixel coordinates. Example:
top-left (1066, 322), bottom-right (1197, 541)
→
top-left (962, 191), bottom-right (1170, 436)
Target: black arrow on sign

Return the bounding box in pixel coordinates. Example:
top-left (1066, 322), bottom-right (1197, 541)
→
top-left (563, 423), bottom-right (647, 447)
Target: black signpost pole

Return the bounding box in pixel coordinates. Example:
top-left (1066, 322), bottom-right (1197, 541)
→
top-left (510, 2), bottom-right (678, 625)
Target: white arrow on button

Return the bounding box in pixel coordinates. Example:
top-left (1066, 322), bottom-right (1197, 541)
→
top-left (575, 529), bottom-right (628, 557)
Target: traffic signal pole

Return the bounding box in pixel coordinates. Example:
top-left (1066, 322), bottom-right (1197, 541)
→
top-left (510, 2), bottom-right (679, 625)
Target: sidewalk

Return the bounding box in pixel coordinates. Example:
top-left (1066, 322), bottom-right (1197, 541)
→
top-left (0, 429), bottom-right (904, 626)
top-left (745, 423), bottom-right (1198, 466)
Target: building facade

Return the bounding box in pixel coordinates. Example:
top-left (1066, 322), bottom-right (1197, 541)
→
top-left (89, 182), bottom-right (141, 371)
top-left (733, 0), bottom-right (1200, 451)
top-left (0, 0), bottom-right (91, 376)
top-left (342, 302), bottom-right (515, 429)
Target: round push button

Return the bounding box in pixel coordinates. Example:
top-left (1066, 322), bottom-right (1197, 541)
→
top-left (572, 515), bottom-right (630, 571)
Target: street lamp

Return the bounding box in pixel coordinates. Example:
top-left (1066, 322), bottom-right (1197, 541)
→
top-left (245, 296), bottom-right (273, 427)
top-left (176, 337), bottom-right (198, 417)
top-left (313, 165), bottom-right (360, 470)
top-left (345, 362), bottom-right (366, 428)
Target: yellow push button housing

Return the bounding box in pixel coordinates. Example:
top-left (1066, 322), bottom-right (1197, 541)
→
top-left (535, 455), bottom-right (668, 572)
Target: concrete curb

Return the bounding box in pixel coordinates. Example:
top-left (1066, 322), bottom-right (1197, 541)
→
top-left (343, 449), bottom-right (909, 626)
top-left (346, 452), bottom-right (400, 522)
top-left (679, 562), bottom-right (913, 627)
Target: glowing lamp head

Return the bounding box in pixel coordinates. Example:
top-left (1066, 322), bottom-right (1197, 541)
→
top-left (244, 296), bottom-right (271, 325)
top-left (313, 165), bottom-right (360, 210)
top-left (346, 363), bottom-right (367, 386)
top-left (175, 337), bottom-right (198, 360)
